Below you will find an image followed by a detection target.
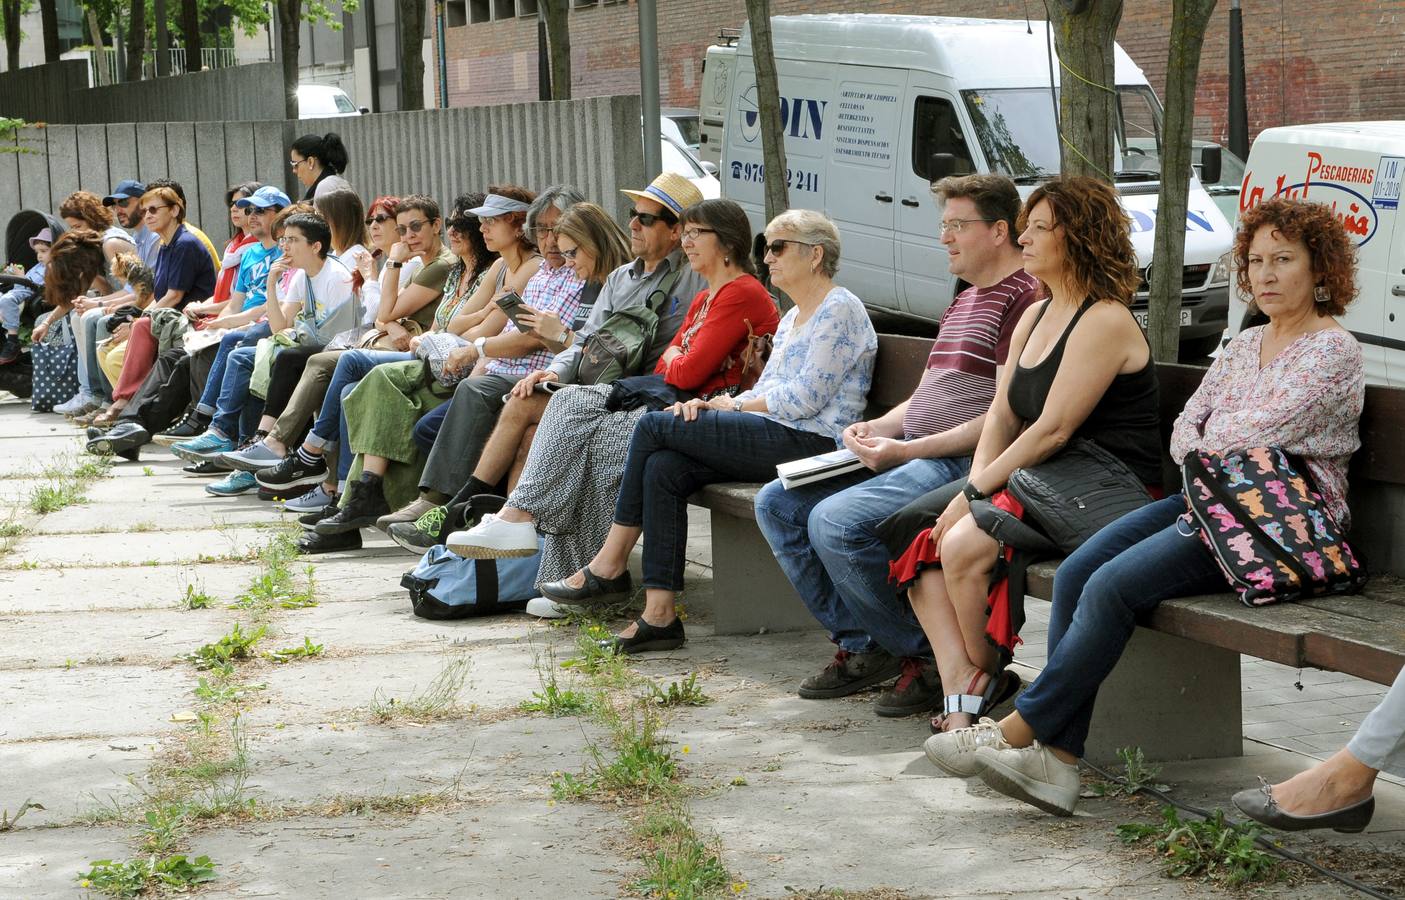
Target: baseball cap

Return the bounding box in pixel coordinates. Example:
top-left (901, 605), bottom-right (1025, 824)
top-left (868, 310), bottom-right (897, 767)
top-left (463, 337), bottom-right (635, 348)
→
top-left (103, 179), bottom-right (147, 206)
top-left (466, 194), bottom-right (532, 217)
top-left (621, 172), bottom-right (703, 218)
top-left (236, 186), bottom-right (293, 210)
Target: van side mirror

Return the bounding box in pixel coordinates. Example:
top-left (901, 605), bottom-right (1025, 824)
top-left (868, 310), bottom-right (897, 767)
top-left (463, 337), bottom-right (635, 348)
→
top-left (700, 161), bottom-right (719, 176)
top-left (926, 153), bottom-right (958, 182)
top-left (1199, 145), bottom-right (1222, 185)
top-left (358, 107), bottom-right (371, 115)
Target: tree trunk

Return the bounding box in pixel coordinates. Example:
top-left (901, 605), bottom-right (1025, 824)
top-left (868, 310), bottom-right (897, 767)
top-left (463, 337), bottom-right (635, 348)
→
top-left (179, 0), bottom-right (202, 72)
top-left (125, 0), bottom-right (146, 82)
top-left (1147, 0), bottom-right (1218, 362)
top-left (744, 0), bottom-right (787, 223)
top-left (541, 0), bottom-right (570, 101)
top-left (86, 7), bottom-right (108, 85)
top-left (278, 0), bottom-right (301, 119)
top-left (1048, 0), bottom-right (1122, 181)
top-left (2, 0), bottom-right (20, 73)
top-left (155, 0), bottom-right (171, 76)
top-left (398, 0), bottom-right (426, 111)
top-left (39, 0), bottom-right (60, 63)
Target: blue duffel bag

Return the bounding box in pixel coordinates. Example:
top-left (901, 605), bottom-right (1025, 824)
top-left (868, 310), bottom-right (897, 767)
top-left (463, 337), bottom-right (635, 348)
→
top-left (400, 494), bottom-right (541, 620)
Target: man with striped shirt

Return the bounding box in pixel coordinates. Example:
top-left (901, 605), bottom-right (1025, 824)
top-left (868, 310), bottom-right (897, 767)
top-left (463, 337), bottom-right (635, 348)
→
top-left (755, 173), bottom-right (1038, 717)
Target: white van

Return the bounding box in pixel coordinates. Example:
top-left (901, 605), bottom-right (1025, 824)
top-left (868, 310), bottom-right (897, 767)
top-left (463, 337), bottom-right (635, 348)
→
top-left (1232, 122), bottom-right (1405, 386)
top-left (708, 14), bottom-right (1235, 357)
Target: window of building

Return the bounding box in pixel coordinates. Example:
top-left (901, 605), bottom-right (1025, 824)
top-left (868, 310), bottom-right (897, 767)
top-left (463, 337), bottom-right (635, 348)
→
top-left (517, 0), bottom-right (538, 15)
top-left (469, 0), bottom-right (490, 23)
top-left (493, 0), bottom-right (515, 18)
top-left (447, 0), bottom-right (467, 26)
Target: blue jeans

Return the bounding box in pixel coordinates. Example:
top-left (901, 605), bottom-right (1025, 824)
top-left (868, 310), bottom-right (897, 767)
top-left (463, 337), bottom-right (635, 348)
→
top-left (614, 410), bottom-right (836, 592)
top-left (304, 349), bottom-right (410, 450)
top-left (77, 309), bottom-right (111, 398)
top-left (195, 324), bottom-right (268, 416)
top-left (1015, 494), bottom-right (1225, 758)
top-left (413, 401), bottom-right (450, 453)
top-left (754, 455), bottom-right (971, 657)
top-left (0, 290), bottom-right (22, 331)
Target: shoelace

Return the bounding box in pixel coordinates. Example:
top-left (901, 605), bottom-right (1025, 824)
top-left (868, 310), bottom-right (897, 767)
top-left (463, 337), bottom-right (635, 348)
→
top-left (893, 657), bottom-right (926, 692)
top-left (946, 721), bottom-right (1006, 754)
top-left (415, 505), bottom-right (448, 535)
top-left (827, 649), bottom-right (852, 671)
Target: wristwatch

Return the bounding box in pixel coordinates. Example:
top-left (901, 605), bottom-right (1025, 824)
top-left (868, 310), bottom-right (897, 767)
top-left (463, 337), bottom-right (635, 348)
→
top-left (386, 260), bottom-right (403, 269)
top-left (473, 336), bottom-right (488, 359)
top-left (732, 398), bottom-right (744, 412)
top-left (962, 481), bottom-right (988, 504)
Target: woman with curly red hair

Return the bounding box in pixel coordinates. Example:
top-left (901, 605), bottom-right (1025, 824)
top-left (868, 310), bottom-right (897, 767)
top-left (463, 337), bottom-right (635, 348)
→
top-left (924, 197), bottom-right (1364, 818)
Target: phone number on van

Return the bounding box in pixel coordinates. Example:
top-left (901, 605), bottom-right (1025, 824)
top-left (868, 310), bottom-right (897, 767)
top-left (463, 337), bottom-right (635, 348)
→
top-left (730, 161), bottom-right (821, 194)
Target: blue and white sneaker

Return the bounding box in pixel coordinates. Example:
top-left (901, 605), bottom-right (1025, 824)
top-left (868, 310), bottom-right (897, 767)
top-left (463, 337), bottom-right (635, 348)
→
top-left (221, 439), bottom-right (284, 472)
top-left (171, 430), bottom-right (235, 463)
top-left (282, 483), bottom-right (336, 513)
top-left (205, 470), bottom-right (258, 497)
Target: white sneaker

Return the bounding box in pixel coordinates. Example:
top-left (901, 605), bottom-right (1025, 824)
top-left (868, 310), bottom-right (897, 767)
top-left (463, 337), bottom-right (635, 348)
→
top-left (523, 596), bottom-right (574, 619)
top-left (55, 392), bottom-right (98, 417)
top-left (445, 513), bottom-right (539, 559)
top-left (923, 717), bottom-right (1010, 777)
top-left (975, 742), bottom-right (1081, 817)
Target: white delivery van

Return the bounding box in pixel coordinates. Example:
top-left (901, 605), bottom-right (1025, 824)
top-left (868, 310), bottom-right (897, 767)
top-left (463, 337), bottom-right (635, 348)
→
top-left (1232, 122), bottom-right (1405, 387)
top-left (711, 14), bottom-right (1235, 357)
top-left (699, 42), bottom-right (737, 168)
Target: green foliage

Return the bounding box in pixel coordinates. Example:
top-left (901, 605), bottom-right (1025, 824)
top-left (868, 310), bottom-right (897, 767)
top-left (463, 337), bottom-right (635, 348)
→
top-left (522, 645), bottom-right (589, 716)
top-left (78, 853), bottom-right (216, 898)
top-left (264, 637), bottom-right (324, 663)
top-left (186, 623), bottom-right (265, 670)
top-left (28, 480), bottom-right (86, 513)
top-left (1117, 806), bottom-right (1280, 886)
top-left (0, 520), bottom-right (26, 537)
top-left (0, 798), bottom-right (43, 831)
top-left (368, 655), bottom-right (472, 723)
top-left (181, 583), bottom-right (214, 610)
top-left (193, 677), bottom-right (264, 704)
top-left (1087, 746), bottom-right (1170, 798)
top-left (645, 673), bottom-right (710, 707)
top-left (230, 535), bottom-right (316, 610)
top-left (549, 771), bottom-right (592, 802)
top-left (635, 837), bottom-right (729, 900)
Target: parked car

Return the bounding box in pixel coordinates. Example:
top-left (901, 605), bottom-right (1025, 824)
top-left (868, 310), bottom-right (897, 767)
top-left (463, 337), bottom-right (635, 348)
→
top-left (663, 129), bottom-right (720, 199)
top-left (298, 84), bottom-right (367, 119)
top-left (662, 107), bottom-right (701, 153)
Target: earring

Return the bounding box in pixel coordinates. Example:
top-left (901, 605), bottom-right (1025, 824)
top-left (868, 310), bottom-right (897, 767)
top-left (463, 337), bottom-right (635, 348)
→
top-left (724, 257), bottom-right (731, 266)
top-left (1314, 285), bottom-right (1329, 305)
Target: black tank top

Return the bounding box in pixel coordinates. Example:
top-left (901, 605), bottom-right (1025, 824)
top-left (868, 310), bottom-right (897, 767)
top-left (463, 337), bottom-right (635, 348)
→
top-left (1007, 299), bottom-right (1162, 486)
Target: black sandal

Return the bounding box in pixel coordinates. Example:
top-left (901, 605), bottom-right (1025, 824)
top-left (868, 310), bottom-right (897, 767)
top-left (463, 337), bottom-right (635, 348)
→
top-left (605, 617), bottom-right (685, 655)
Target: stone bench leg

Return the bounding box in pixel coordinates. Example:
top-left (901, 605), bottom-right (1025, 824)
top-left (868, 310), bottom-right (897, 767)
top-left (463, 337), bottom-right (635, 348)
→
top-left (1084, 626), bottom-right (1242, 764)
top-left (706, 511), bottom-right (820, 635)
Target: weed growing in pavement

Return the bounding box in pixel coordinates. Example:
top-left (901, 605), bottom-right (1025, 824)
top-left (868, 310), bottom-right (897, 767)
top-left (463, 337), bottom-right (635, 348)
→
top-left (141, 466), bottom-right (155, 477)
top-left (264, 637), bottom-right (324, 664)
top-left (185, 623), bottom-right (266, 670)
top-left (193, 677), bottom-right (265, 705)
top-left (28, 480), bottom-right (86, 513)
top-left (180, 582), bottom-right (215, 610)
top-left (0, 798), bottom-right (43, 831)
top-left (78, 853), bottom-right (217, 899)
top-left (645, 673), bottom-right (710, 707)
top-left (229, 533), bottom-right (317, 612)
top-left (633, 805), bottom-right (731, 900)
top-left (521, 644), bottom-right (590, 716)
top-left (1087, 746), bottom-right (1170, 798)
top-left (1117, 806), bottom-right (1280, 886)
top-left (0, 520), bottom-right (25, 537)
top-left (368, 654), bottom-right (473, 723)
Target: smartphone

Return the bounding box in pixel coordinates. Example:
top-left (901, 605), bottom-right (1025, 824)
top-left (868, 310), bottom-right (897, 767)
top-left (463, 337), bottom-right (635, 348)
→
top-left (494, 291), bottom-right (529, 330)
top-left (500, 381), bottom-right (563, 403)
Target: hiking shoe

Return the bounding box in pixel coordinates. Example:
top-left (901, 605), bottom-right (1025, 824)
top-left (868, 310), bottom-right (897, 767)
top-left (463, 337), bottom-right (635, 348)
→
top-left (874, 658), bottom-right (943, 717)
top-left (182, 458), bottom-right (232, 476)
top-left (298, 498), bottom-right (342, 530)
top-left (221, 439), bottom-right (284, 472)
top-left (283, 483), bottom-right (336, 513)
top-left (0, 334), bottom-right (20, 365)
top-left (255, 452), bottom-right (328, 490)
top-left (154, 411), bottom-right (210, 445)
top-left (923, 717), bottom-right (1011, 778)
top-left (297, 529), bottom-right (362, 554)
top-left (445, 513), bottom-right (539, 558)
top-left (797, 648), bottom-right (903, 700)
top-left (55, 392), bottom-right (100, 417)
top-left (314, 478), bottom-right (389, 534)
top-left (205, 470), bottom-right (258, 497)
top-left (524, 596), bottom-right (573, 619)
top-left (376, 496), bottom-right (437, 532)
top-left (388, 504), bottom-right (448, 554)
top-left (976, 743), bottom-right (1081, 817)
top-left (171, 430), bottom-right (234, 462)
top-left (86, 421), bottom-right (149, 461)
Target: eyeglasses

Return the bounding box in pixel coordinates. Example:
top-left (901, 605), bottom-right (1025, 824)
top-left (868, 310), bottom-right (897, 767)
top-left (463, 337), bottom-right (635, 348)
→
top-left (938, 218), bottom-right (997, 235)
top-left (478, 214), bottom-right (502, 227)
top-left (365, 214), bottom-right (393, 226)
top-left (446, 216), bottom-right (476, 233)
top-left (395, 219), bottom-right (431, 237)
top-left (279, 234), bottom-right (304, 245)
top-left (681, 227), bottom-right (716, 243)
top-left (142, 205), bottom-right (169, 216)
top-left (560, 247), bottom-right (580, 260)
top-left (532, 225), bottom-right (555, 238)
top-left (289, 157), bottom-right (306, 170)
top-left (765, 239), bottom-right (813, 256)
top-left (630, 210), bottom-right (671, 228)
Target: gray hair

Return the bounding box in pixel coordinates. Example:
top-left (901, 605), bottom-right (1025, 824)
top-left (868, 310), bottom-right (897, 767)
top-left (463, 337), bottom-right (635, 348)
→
top-left (525, 184), bottom-right (587, 237)
top-left (767, 208), bottom-right (841, 278)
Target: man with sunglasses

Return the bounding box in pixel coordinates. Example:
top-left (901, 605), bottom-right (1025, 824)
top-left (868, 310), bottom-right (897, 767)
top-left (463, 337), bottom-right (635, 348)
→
top-left (752, 173), bottom-right (1039, 718)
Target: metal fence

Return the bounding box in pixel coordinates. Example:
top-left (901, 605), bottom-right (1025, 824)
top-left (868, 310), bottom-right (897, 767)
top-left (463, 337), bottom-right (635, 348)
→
top-left (0, 95), bottom-right (647, 256)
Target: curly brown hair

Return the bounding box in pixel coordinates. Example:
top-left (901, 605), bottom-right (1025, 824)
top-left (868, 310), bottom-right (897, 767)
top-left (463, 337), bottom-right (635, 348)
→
top-left (1019, 176), bottom-right (1140, 306)
top-left (1234, 199), bottom-right (1357, 316)
top-left (44, 229), bottom-right (106, 308)
top-left (58, 191), bottom-right (114, 232)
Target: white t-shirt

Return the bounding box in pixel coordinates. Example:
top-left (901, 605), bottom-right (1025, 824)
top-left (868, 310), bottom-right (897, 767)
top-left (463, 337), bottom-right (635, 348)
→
top-left (279, 256), bottom-right (355, 328)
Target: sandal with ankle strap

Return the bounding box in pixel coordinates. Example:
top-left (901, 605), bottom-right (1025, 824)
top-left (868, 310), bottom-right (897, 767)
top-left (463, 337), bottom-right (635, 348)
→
top-left (931, 669), bottom-right (1021, 734)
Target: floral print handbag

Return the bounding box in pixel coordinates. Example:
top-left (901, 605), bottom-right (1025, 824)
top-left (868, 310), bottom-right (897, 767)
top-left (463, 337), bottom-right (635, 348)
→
top-left (1180, 446), bottom-right (1368, 606)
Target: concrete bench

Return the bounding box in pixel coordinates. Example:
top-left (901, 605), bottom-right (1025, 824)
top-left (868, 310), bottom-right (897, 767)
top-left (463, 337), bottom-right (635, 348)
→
top-left (693, 352), bottom-right (1405, 763)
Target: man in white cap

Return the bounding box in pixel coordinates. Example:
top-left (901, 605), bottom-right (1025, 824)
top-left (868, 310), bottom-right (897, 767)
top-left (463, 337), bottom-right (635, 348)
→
top-left (402, 173), bottom-right (706, 554)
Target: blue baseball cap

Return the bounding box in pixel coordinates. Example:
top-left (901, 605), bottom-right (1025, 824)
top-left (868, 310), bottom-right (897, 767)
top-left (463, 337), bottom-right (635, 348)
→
top-left (236, 186), bottom-right (292, 210)
top-left (103, 179), bottom-right (146, 206)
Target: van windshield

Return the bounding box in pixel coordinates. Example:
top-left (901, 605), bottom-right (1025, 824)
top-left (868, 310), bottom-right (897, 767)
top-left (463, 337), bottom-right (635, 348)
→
top-left (961, 86), bottom-right (1166, 182)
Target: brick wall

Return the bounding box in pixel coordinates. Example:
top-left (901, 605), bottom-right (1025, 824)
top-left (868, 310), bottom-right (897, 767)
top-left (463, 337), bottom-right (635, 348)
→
top-left (440, 0), bottom-right (1405, 146)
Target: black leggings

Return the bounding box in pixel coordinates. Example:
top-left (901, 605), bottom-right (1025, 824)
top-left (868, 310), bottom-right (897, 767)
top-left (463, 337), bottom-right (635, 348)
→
top-left (261, 344), bottom-right (320, 419)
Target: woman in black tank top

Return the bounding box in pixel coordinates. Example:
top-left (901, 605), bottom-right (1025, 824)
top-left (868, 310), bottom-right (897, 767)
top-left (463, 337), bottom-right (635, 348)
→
top-left (887, 177), bottom-right (1160, 747)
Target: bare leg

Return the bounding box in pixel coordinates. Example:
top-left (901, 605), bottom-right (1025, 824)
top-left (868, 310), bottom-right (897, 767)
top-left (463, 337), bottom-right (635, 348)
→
top-left (256, 415), bottom-right (277, 434)
top-left (996, 711), bottom-right (1078, 765)
top-left (561, 523), bottom-right (641, 588)
top-left (1266, 749), bottom-right (1378, 815)
top-left (473, 394), bottom-right (548, 487)
top-left (362, 454), bottom-right (389, 477)
top-left (506, 424), bottom-right (537, 494)
top-left (618, 587), bottom-right (677, 637)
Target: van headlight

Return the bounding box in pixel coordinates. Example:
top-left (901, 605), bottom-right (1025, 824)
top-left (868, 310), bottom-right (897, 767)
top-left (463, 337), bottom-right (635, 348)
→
top-left (1209, 251), bottom-right (1232, 286)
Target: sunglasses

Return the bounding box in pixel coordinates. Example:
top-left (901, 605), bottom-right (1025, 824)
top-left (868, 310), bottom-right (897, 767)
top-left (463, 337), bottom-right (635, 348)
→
top-left (446, 216), bottom-right (476, 233)
top-left (142, 204), bottom-right (169, 216)
top-left (630, 210), bottom-right (672, 228)
top-left (365, 214), bottom-right (393, 226)
top-left (395, 219), bottom-right (432, 237)
top-left (765, 239), bottom-right (813, 256)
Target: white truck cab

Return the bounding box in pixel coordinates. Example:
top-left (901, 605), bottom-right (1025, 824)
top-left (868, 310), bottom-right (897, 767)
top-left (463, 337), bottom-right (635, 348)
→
top-left (1232, 122), bottom-right (1405, 386)
top-left (709, 14), bottom-right (1234, 357)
